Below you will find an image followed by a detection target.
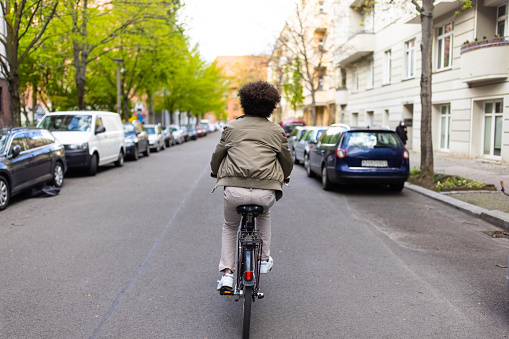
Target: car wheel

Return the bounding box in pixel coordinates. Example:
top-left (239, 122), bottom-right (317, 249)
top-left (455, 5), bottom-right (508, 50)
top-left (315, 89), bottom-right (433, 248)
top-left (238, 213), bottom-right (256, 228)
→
top-left (162, 141), bottom-right (166, 150)
top-left (390, 183), bottom-right (405, 192)
top-left (88, 154), bottom-right (98, 176)
top-left (51, 162), bottom-right (64, 188)
top-left (144, 144), bottom-right (150, 157)
top-left (0, 177), bottom-right (10, 211)
top-left (322, 166), bottom-right (333, 191)
top-left (114, 150), bottom-right (124, 167)
top-left (132, 146), bottom-right (139, 161)
top-left (305, 155), bottom-right (314, 178)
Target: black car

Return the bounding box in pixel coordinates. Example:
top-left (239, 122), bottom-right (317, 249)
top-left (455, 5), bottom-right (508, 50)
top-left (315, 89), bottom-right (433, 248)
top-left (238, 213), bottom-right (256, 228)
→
top-left (123, 121), bottom-right (150, 160)
top-left (0, 127), bottom-right (67, 210)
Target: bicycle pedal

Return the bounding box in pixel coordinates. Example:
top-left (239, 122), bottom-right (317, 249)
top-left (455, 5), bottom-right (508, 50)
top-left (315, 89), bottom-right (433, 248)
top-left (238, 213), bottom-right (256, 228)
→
top-left (257, 292), bottom-right (264, 299)
top-left (219, 289), bottom-right (233, 295)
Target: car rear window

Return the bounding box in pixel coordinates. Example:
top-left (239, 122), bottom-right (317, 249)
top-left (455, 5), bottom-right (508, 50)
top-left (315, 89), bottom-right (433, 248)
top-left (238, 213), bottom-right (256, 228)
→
top-left (343, 131), bottom-right (402, 148)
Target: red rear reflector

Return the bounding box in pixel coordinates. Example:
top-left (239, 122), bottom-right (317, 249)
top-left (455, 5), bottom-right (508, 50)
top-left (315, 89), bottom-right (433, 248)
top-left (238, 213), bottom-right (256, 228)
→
top-left (244, 271), bottom-right (253, 281)
top-left (335, 148), bottom-right (346, 158)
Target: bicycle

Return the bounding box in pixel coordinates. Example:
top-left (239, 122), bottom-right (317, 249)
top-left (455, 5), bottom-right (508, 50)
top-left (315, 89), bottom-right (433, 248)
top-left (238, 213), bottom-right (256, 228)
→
top-left (220, 204), bottom-right (265, 339)
top-left (501, 181), bottom-right (509, 197)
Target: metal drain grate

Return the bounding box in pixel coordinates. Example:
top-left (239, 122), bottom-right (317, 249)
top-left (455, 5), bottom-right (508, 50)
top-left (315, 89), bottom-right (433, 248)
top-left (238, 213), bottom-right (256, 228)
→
top-left (482, 230), bottom-right (509, 238)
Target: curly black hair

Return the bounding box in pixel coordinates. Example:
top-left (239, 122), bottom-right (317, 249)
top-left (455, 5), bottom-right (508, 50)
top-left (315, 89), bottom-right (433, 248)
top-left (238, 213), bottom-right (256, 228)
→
top-left (238, 81), bottom-right (281, 118)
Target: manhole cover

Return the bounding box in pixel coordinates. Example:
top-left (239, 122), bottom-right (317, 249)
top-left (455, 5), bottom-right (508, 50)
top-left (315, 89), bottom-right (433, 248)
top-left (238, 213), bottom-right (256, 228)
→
top-left (482, 230), bottom-right (509, 238)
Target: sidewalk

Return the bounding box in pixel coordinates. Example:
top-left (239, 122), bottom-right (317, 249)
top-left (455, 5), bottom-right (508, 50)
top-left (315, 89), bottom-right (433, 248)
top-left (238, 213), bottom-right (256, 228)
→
top-left (406, 151), bottom-right (509, 231)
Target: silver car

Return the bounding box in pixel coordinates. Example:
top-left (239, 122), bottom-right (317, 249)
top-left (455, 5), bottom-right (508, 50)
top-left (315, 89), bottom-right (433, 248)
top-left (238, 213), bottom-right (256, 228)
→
top-left (294, 126), bottom-right (327, 165)
top-left (145, 124), bottom-right (166, 152)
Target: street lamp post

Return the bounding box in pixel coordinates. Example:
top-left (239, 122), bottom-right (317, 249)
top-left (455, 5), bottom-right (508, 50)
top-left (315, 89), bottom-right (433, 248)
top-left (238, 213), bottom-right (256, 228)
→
top-left (113, 58), bottom-right (124, 118)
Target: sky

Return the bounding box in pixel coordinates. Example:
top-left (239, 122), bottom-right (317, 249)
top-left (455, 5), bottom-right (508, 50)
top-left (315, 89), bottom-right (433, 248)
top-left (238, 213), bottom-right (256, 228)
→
top-left (179, 0), bottom-right (297, 62)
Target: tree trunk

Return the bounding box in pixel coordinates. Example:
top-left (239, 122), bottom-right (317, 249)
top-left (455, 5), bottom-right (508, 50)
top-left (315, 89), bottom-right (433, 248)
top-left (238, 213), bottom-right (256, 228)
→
top-left (8, 74), bottom-right (21, 127)
top-left (420, 0), bottom-right (434, 177)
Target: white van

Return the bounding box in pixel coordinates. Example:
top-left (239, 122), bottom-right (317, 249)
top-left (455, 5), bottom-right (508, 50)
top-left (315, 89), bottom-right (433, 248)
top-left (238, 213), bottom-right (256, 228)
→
top-left (38, 111), bottom-right (125, 176)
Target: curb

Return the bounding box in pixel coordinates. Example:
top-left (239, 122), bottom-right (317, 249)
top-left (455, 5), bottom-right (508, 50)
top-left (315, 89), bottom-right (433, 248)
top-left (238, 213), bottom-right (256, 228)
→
top-left (405, 182), bottom-right (509, 231)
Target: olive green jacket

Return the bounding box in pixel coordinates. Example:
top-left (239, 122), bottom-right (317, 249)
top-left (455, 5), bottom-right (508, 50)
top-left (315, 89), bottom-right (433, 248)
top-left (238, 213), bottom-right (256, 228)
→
top-left (210, 115), bottom-right (293, 200)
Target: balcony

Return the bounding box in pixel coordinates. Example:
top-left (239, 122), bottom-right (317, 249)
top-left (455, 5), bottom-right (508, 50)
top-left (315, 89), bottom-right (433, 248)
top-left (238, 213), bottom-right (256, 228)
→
top-left (304, 89), bottom-right (336, 107)
top-left (460, 38), bottom-right (509, 84)
top-left (336, 32), bottom-right (375, 66)
top-left (336, 88), bottom-right (348, 105)
top-left (406, 0), bottom-right (464, 24)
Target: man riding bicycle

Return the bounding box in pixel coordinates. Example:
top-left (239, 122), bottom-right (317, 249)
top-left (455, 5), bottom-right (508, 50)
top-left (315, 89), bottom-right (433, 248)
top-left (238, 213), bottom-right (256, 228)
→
top-left (210, 81), bottom-right (293, 291)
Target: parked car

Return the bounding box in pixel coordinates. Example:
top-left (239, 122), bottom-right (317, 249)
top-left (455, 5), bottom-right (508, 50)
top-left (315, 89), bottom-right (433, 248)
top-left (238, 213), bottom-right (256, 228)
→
top-left (145, 124), bottom-right (166, 152)
top-left (162, 125), bottom-right (175, 147)
top-left (196, 125), bottom-right (207, 137)
top-left (123, 121), bottom-right (150, 160)
top-left (38, 111), bottom-right (125, 176)
top-left (288, 126), bottom-right (307, 161)
top-left (187, 125), bottom-right (197, 140)
top-left (294, 126), bottom-right (327, 165)
top-left (279, 119), bottom-right (306, 138)
top-left (169, 125), bottom-right (185, 144)
top-left (0, 127), bottom-right (67, 211)
top-left (180, 126), bottom-right (190, 142)
top-left (306, 127), bottom-right (409, 191)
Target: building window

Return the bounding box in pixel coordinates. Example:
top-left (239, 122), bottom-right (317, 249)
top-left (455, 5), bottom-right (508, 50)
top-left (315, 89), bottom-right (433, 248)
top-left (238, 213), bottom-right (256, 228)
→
top-left (233, 104), bottom-right (239, 111)
top-left (366, 111), bottom-right (374, 125)
top-left (367, 59), bottom-right (374, 89)
top-left (483, 100), bottom-right (503, 157)
top-left (437, 23), bottom-right (453, 71)
top-left (497, 4), bottom-right (507, 37)
top-left (383, 50), bottom-right (391, 85)
top-left (404, 38), bottom-right (416, 78)
top-left (318, 38), bottom-right (324, 51)
top-left (319, 1), bottom-right (325, 13)
top-left (439, 104), bottom-right (451, 150)
top-left (232, 91), bottom-right (238, 99)
top-left (318, 75), bottom-right (324, 89)
top-left (352, 112), bottom-right (359, 126)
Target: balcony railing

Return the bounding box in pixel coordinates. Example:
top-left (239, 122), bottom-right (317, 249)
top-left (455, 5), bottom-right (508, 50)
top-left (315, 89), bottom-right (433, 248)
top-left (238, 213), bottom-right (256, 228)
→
top-left (460, 37), bottom-right (509, 84)
top-left (336, 32), bottom-right (375, 66)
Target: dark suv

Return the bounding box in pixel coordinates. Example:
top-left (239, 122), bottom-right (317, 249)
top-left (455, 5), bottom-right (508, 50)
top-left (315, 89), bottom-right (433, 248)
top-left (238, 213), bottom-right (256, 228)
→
top-left (0, 127), bottom-right (67, 210)
top-left (306, 127), bottom-right (409, 191)
top-left (123, 121), bottom-right (150, 160)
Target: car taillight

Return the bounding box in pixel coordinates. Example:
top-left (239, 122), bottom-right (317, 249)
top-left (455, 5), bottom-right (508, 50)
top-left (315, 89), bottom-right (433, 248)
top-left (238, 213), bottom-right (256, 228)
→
top-left (244, 271), bottom-right (253, 281)
top-left (403, 149), bottom-right (409, 159)
top-left (335, 148), bottom-right (346, 158)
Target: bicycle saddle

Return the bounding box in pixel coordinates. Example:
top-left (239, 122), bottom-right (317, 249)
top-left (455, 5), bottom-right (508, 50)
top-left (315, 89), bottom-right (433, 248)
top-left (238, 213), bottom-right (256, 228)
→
top-left (236, 205), bottom-right (264, 215)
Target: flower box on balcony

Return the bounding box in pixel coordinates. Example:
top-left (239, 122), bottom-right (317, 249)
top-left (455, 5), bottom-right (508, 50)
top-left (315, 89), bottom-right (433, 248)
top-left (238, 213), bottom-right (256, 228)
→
top-left (460, 37), bottom-right (509, 84)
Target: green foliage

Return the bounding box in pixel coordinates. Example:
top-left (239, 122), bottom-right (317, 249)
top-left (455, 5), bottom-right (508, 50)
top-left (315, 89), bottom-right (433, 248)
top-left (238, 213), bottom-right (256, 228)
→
top-left (433, 174), bottom-right (485, 192)
top-left (281, 60), bottom-right (305, 112)
top-left (409, 167), bottom-right (421, 176)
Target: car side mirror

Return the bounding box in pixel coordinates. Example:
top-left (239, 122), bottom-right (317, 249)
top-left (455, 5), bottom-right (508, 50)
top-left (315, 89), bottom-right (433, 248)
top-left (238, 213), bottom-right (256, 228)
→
top-left (95, 126), bottom-right (106, 134)
top-left (11, 145), bottom-right (21, 158)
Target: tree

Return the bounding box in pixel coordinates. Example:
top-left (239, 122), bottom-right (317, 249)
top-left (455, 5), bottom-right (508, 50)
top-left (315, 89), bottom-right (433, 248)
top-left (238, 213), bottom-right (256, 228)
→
top-left (276, 3), bottom-right (331, 126)
top-left (56, 0), bottom-right (181, 110)
top-left (281, 60), bottom-right (304, 112)
top-left (0, 0), bottom-right (59, 127)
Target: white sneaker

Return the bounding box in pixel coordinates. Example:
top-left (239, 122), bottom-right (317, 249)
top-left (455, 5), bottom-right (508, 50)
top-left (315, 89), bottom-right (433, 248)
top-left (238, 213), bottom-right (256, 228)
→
top-left (260, 256), bottom-right (273, 274)
top-left (217, 273), bottom-right (234, 291)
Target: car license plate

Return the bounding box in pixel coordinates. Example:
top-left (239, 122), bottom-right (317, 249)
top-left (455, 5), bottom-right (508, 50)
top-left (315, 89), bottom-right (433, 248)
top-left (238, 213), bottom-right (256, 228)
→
top-left (362, 160), bottom-right (388, 167)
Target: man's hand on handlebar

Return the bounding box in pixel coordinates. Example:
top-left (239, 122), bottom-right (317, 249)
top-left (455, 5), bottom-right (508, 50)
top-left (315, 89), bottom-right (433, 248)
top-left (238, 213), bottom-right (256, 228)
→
top-left (211, 172), bottom-right (217, 178)
top-left (283, 177), bottom-right (290, 186)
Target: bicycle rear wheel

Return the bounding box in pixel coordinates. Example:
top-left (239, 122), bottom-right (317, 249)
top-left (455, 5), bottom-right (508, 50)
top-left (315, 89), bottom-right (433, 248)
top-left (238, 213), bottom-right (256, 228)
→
top-left (242, 285), bottom-right (253, 339)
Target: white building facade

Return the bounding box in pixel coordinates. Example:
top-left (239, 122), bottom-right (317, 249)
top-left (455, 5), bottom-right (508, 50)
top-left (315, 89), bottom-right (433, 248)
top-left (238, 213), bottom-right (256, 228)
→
top-left (334, 0), bottom-right (509, 162)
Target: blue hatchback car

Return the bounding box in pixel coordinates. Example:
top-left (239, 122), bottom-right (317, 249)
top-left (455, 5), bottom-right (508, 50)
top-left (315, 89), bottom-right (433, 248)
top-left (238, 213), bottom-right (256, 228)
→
top-left (306, 127), bottom-right (409, 191)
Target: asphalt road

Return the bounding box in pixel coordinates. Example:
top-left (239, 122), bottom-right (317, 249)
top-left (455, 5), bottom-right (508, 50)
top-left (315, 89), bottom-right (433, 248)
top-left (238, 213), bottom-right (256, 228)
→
top-left (1, 132), bottom-right (509, 338)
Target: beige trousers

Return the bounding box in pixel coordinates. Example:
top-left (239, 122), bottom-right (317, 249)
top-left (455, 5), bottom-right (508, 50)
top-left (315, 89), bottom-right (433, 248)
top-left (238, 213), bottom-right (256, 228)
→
top-left (219, 187), bottom-right (276, 273)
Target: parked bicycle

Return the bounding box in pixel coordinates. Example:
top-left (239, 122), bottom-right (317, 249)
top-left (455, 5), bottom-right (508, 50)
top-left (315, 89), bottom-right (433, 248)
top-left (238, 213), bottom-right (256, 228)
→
top-left (220, 204), bottom-right (265, 339)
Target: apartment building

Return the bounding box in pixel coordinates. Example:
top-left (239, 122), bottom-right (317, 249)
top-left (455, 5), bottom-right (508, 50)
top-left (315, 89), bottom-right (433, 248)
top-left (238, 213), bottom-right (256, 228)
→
top-left (334, 0), bottom-right (509, 163)
top-left (269, 0), bottom-right (338, 126)
top-left (215, 55), bottom-right (270, 122)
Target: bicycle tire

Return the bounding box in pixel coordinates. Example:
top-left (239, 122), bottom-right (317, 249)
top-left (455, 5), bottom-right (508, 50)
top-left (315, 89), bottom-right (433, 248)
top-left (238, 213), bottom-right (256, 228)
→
top-left (242, 285), bottom-right (253, 339)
